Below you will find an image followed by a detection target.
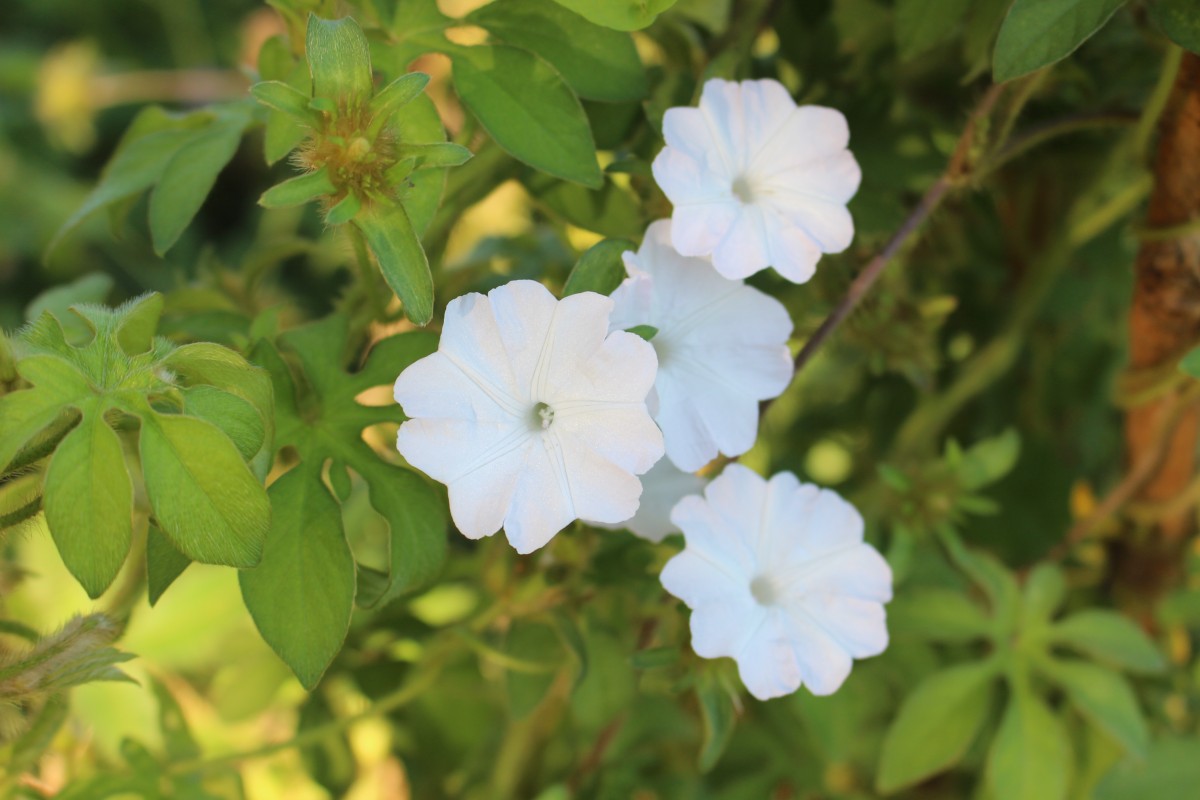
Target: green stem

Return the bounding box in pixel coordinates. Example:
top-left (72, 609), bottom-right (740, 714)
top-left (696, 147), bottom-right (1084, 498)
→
top-left (1133, 44), bottom-right (1184, 165)
top-left (892, 171), bottom-right (1154, 455)
top-left (167, 644), bottom-right (453, 776)
top-left (0, 495), bottom-right (42, 532)
top-left (347, 224), bottom-right (388, 323)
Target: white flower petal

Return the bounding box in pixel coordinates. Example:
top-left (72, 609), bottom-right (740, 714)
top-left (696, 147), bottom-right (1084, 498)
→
top-left (690, 594), bottom-right (765, 659)
top-left (595, 457), bottom-right (706, 542)
top-left (663, 465), bottom-right (890, 699)
top-left (776, 608), bottom-right (854, 696)
top-left (652, 78), bottom-right (858, 282)
top-left (751, 106), bottom-right (852, 174)
top-left (736, 611), bottom-right (806, 700)
top-left (485, 279), bottom-right (560, 400)
top-left (611, 222), bottom-right (793, 469)
top-left (503, 435), bottom-right (575, 554)
top-left (395, 279), bottom-right (661, 553)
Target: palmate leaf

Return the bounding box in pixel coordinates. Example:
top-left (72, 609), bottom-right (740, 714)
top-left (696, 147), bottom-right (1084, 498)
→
top-left (4, 294), bottom-right (272, 597)
top-left (242, 314), bottom-right (446, 686)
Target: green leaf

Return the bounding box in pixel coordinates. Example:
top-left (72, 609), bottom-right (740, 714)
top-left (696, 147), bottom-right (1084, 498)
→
top-left (562, 237), bottom-right (634, 296)
top-left (149, 112), bottom-right (248, 255)
top-left (252, 80), bottom-right (319, 125)
top-left (547, 0), bottom-right (678, 30)
top-left (696, 670), bottom-right (735, 772)
top-left (986, 682), bottom-right (1072, 800)
top-left (876, 659), bottom-right (999, 792)
top-left (469, 0), bottom-right (647, 102)
top-left (139, 410), bottom-right (269, 568)
top-left (306, 15), bottom-right (374, 103)
top-left (48, 106), bottom-right (212, 254)
top-left (452, 44), bottom-right (602, 188)
top-left (0, 389), bottom-right (80, 472)
top-left (396, 142), bottom-right (473, 169)
top-left (146, 525), bottom-right (191, 606)
top-left (522, 171), bottom-right (643, 237)
top-left (992, 0), bottom-right (1128, 82)
top-left (1096, 737), bottom-right (1200, 799)
top-left (389, 93), bottom-right (451, 236)
top-left (895, 0), bottom-right (972, 62)
top-left (887, 588), bottom-right (993, 643)
top-left (259, 167), bottom-right (337, 208)
top-left (1039, 658), bottom-right (1149, 757)
top-left (324, 192), bottom-right (362, 225)
top-left (43, 406), bottom-right (133, 599)
top-left (182, 385), bottom-right (266, 460)
top-left (956, 428), bottom-right (1021, 490)
top-left (369, 71), bottom-right (431, 126)
top-left (257, 318), bottom-right (445, 607)
top-left (1022, 562), bottom-right (1067, 627)
top-left (1050, 610), bottom-right (1166, 674)
top-left (239, 466), bottom-right (356, 690)
top-left (1181, 344), bottom-right (1200, 378)
top-left (24, 273), bottom-right (114, 337)
top-left (1151, 1), bottom-right (1200, 53)
top-left (353, 204), bottom-right (434, 326)
top-left (115, 293), bottom-right (165, 356)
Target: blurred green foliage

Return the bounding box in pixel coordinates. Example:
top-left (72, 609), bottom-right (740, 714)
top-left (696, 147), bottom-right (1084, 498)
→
top-left (2, 0), bottom-right (1200, 799)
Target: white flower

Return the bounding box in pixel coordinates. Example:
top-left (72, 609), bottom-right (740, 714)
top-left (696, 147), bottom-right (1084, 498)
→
top-left (595, 457), bottom-right (706, 543)
top-left (610, 220), bottom-right (793, 471)
top-left (652, 78), bottom-right (861, 284)
top-left (661, 464), bottom-right (891, 700)
top-left (393, 280), bottom-right (664, 554)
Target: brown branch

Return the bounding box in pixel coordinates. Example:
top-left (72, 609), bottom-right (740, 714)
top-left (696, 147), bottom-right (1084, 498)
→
top-left (789, 84), bottom-right (1006, 376)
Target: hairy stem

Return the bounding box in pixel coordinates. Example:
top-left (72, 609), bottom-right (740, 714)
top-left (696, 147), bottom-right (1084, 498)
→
top-left (0, 495), bottom-right (42, 532)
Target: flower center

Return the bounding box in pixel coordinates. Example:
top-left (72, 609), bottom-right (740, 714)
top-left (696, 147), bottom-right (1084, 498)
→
top-left (750, 573), bottom-right (784, 606)
top-left (530, 401), bottom-right (556, 431)
top-left (731, 175), bottom-right (757, 204)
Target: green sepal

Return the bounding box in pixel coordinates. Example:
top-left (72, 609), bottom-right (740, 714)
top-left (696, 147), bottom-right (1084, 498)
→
top-left (324, 193), bottom-right (362, 225)
top-left (368, 72), bottom-right (431, 133)
top-left (625, 325), bottom-right (657, 342)
top-left (259, 167), bottom-right (337, 208)
top-left (353, 204), bottom-right (434, 326)
top-left (251, 81), bottom-right (320, 126)
top-left (397, 142), bottom-right (473, 170)
top-left (306, 14), bottom-right (373, 105)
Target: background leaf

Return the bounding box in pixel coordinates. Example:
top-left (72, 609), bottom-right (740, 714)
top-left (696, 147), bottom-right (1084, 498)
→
top-left (993, 0), bottom-right (1128, 82)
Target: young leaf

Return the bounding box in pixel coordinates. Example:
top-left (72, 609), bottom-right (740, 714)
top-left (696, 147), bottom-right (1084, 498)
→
top-left (306, 15), bottom-right (374, 103)
top-left (993, 0), bottom-right (1128, 82)
top-left (353, 204), bottom-right (434, 326)
top-left (1021, 562), bottom-right (1067, 627)
top-left (957, 428), bottom-right (1021, 490)
top-left (547, 0), bottom-right (678, 30)
top-left (43, 406), bottom-right (133, 599)
top-left (182, 386), bottom-right (266, 461)
top-left (468, 0), bottom-right (647, 102)
top-left (139, 411), bottom-right (269, 568)
top-left (115, 293), bottom-right (165, 356)
top-left (251, 80), bottom-right (319, 125)
top-left (369, 72), bottom-right (431, 126)
top-left (985, 682), bottom-right (1072, 800)
top-left (259, 167), bottom-right (337, 208)
top-left (696, 671), bottom-right (735, 772)
top-left (563, 237), bottom-right (634, 296)
top-left (1039, 658), bottom-right (1149, 757)
top-left (1049, 610), bottom-right (1166, 674)
top-left (146, 525), bottom-right (191, 606)
top-left (239, 466), bottom-right (356, 690)
top-left (452, 44), bottom-right (602, 189)
top-left (887, 588), bottom-right (993, 643)
top-left (876, 659), bottom-right (999, 792)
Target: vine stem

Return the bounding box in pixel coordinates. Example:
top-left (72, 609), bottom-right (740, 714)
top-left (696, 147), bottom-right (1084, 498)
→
top-left (0, 495), bottom-right (42, 532)
top-left (789, 83), bottom-right (1006, 376)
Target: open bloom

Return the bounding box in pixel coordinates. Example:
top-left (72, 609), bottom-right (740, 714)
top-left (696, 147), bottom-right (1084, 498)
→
top-left (596, 457), bottom-right (705, 542)
top-left (610, 220), bottom-right (793, 471)
top-left (661, 464), bottom-right (891, 700)
top-left (394, 280), bottom-right (664, 553)
top-left (652, 78), bottom-right (861, 283)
